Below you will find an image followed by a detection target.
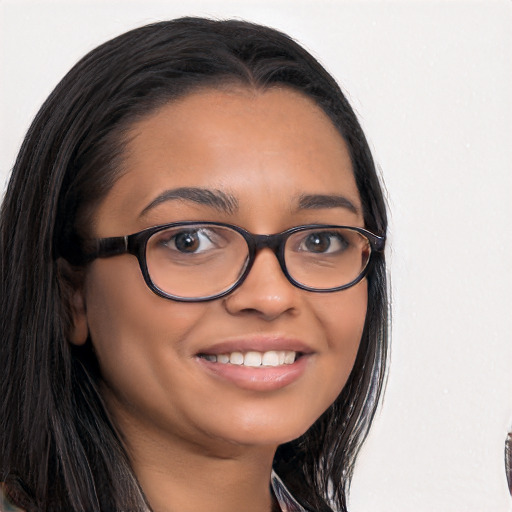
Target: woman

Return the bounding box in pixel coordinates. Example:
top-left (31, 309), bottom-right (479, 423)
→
top-left (0, 17), bottom-right (388, 512)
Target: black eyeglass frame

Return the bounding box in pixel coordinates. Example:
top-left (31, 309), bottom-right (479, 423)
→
top-left (79, 222), bottom-right (385, 302)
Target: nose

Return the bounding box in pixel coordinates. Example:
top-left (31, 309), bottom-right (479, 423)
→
top-left (223, 248), bottom-right (299, 321)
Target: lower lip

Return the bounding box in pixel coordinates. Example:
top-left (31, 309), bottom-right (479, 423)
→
top-left (195, 355), bottom-right (310, 391)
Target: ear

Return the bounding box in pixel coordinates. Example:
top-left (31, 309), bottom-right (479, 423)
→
top-left (57, 258), bottom-right (89, 345)
top-left (69, 286), bottom-right (89, 346)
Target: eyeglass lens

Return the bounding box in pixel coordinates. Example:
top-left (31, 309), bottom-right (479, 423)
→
top-left (145, 224), bottom-right (371, 299)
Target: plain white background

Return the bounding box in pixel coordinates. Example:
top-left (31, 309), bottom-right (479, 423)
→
top-left (1, 1), bottom-right (511, 510)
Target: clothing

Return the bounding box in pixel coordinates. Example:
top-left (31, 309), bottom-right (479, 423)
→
top-left (271, 470), bottom-right (309, 512)
top-left (1, 472), bottom-right (306, 512)
top-left (0, 484), bottom-right (23, 512)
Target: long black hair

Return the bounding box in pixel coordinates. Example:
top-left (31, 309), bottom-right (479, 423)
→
top-left (1, 17), bottom-right (388, 512)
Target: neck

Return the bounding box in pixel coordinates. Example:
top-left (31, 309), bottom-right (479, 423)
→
top-left (117, 416), bottom-right (278, 512)
top-left (135, 441), bottom-right (276, 512)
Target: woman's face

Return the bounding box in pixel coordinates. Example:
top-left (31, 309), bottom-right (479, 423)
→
top-left (72, 86), bottom-right (367, 452)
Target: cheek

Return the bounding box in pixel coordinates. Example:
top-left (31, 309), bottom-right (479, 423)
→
top-left (82, 258), bottom-right (207, 389)
top-left (324, 280), bottom-right (367, 348)
top-left (312, 280), bottom-right (368, 393)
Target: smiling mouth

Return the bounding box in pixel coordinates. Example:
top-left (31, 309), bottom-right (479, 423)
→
top-left (198, 350), bottom-right (301, 367)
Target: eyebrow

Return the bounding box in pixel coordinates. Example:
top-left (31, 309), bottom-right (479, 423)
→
top-left (139, 187), bottom-right (239, 217)
top-left (297, 194), bottom-right (360, 215)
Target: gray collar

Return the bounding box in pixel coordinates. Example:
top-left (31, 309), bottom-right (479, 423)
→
top-left (271, 470), bottom-right (308, 511)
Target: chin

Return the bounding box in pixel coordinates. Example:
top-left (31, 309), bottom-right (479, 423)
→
top-left (208, 408), bottom-right (321, 449)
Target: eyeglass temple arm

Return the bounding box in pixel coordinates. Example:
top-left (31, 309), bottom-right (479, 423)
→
top-left (368, 232), bottom-right (386, 252)
top-left (80, 235), bottom-right (130, 260)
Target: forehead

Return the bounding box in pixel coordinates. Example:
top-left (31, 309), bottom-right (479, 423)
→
top-left (93, 86), bottom-right (362, 234)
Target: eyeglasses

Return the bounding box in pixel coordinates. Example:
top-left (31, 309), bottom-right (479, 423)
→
top-left (79, 222), bottom-right (385, 302)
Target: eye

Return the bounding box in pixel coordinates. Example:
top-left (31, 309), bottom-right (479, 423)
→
top-left (298, 231), bottom-right (349, 254)
top-left (162, 228), bottom-right (219, 254)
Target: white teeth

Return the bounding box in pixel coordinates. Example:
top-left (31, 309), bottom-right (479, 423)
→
top-left (244, 351), bottom-right (262, 367)
top-left (262, 351), bottom-right (279, 366)
top-left (202, 350), bottom-right (298, 367)
top-left (284, 351), bottom-right (296, 364)
top-left (217, 354), bottom-right (230, 364)
top-left (230, 352), bottom-right (244, 365)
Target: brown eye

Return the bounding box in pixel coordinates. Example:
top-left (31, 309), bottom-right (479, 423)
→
top-left (300, 231), bottom-right (348, 254)
top-left (304, 233), bottom-right (330, 252)
top-left (157, 228), bottom-right (224, 255)
top-left (174, 231), bottom-right (200, 252)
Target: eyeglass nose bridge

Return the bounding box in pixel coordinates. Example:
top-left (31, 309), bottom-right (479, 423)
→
top-left (241, 231), bottom-right (290, 284)
top-left (250, 232), bottom-right (285, 253)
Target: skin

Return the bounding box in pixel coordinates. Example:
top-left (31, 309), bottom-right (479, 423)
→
top-left (71, 86), bottom-right (368, 512)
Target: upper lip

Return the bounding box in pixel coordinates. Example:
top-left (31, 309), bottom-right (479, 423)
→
top-left (196, 335), bottom-right (315, 356)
